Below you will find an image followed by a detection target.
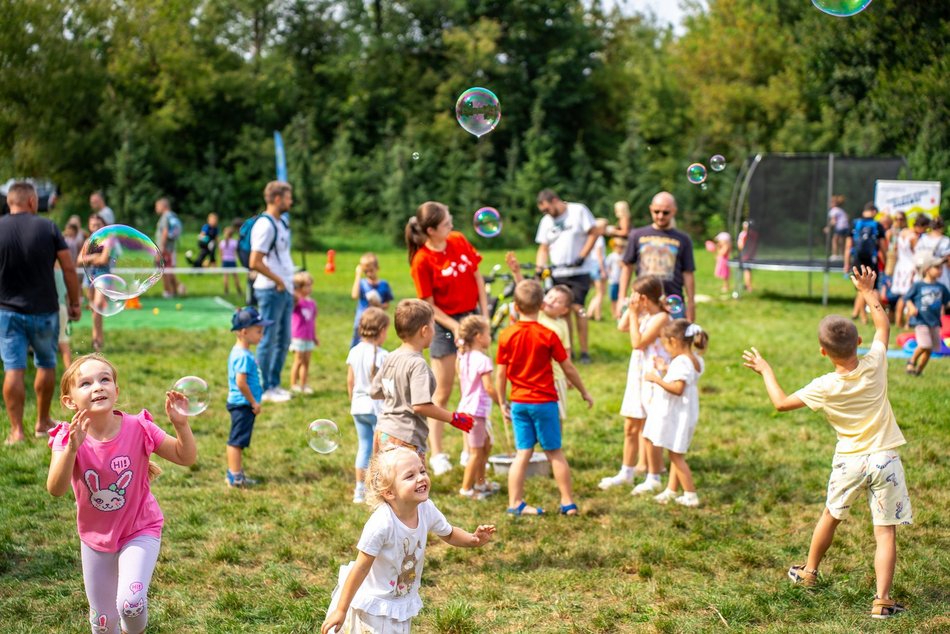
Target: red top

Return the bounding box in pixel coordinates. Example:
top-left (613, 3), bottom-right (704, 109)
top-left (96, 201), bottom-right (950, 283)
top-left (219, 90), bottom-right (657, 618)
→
top-left (495, 320), bottom-right (567, 403)
top-left (410, 231), bottom-right (482, 315)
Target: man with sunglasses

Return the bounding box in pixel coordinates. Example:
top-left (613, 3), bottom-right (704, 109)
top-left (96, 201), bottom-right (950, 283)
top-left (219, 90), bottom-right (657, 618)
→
top-left (617, 191), bottom-right (696, 321)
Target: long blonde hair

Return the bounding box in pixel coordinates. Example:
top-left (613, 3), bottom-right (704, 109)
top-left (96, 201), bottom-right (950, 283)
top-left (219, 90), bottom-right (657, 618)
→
top-left (456, 315), bottom-right (489, 354)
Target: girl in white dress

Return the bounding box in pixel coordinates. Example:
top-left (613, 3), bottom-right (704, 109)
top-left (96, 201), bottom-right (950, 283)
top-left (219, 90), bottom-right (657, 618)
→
top-left (641, 320), bottom-right (709, 508)
top-left (600, 276), bottom-right (670, 490)
top-left (890, 221), bottom-right (918, 328)
top-left (321, 447), bottom-right (495, 634)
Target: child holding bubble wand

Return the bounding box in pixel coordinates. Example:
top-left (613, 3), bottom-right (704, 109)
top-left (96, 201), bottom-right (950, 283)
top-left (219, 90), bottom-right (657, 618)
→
top-left (321, 447), bottom-right (495, 634)
top-left (47, 353), bottom-right (197, 634)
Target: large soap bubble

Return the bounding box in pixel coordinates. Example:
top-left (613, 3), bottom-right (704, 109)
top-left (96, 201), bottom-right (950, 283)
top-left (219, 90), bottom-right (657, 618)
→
top-left (90, 275), bottom-right (128, 317)
top-left (80, 225), bottom-right (164, 300)
top-left (812, 0), bottom-right (872, 17)
top-left (473, 207), bottom-right (502, 238)
top-left (171, 376), bottom-right (210, 416)
top-left (455, 87), bottom-right (501, 138)
top-left (308, 419), bottom-right (340, 454)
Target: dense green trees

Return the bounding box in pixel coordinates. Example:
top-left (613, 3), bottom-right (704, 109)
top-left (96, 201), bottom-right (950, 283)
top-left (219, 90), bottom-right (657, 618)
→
top-left (1, 0), bottom-right (947, 243)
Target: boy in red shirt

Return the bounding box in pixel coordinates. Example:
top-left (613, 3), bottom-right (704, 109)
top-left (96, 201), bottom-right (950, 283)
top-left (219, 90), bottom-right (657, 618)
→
top-left (496, 279), bottom-right (594, 516)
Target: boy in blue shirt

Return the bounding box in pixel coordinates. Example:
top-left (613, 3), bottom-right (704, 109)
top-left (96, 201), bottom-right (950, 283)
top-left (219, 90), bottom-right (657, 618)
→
top-left (227, 306), bottom-right (272, 487)
top-left (903, 256), bottom-right (950, 376)
top-left (351, 252), bottom-right (394, 347)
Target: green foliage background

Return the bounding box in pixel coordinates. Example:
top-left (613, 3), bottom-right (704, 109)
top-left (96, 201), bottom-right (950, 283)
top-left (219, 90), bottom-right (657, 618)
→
top-left (2, 0), bottom-right (948, 241)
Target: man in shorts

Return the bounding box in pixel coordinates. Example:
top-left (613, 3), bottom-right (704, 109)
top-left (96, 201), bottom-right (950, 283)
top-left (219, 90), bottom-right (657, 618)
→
top-left (535, 188), bottom-right (597, 364)
top-left (0, 182), bottom-right (81, 444)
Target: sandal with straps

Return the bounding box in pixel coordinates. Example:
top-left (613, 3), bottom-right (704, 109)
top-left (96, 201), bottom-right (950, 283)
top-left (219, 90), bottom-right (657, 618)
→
top-left (559, 503), bottom-right (579, 516)
top-left (787, 564), bottom-right (818, 587)
top-left (871, 597), bottom-right (906, 619)
top-left (507, 501), bottom-right (543, 516)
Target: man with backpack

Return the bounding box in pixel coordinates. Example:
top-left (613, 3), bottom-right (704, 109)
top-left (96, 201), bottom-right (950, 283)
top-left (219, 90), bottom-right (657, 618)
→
top-left (155, 197), bottom-right (185, 298)
top-left (844, 202), bottom-right (887, 323)
top-left (246, 181), bottom-right (295, 403)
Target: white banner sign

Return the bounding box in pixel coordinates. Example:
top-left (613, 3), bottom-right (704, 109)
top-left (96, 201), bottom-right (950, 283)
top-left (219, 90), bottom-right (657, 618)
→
top-left (874, 180), bottom-right (941, 223)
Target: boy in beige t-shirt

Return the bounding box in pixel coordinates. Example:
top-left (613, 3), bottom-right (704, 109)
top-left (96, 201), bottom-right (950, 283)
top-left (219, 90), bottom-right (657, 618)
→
top-left (742, 266), bottom-right (911, 621)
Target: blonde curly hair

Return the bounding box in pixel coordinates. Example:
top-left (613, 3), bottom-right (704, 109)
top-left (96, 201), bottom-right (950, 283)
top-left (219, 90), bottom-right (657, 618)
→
top-left (364, 447), bottom-right (420, 509)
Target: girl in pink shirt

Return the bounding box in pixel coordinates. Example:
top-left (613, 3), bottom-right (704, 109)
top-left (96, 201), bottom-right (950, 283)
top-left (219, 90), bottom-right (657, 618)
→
top-left (290, 270), bottom-right (319, 394)
top-left (47, 354), bottom-right (197, 634)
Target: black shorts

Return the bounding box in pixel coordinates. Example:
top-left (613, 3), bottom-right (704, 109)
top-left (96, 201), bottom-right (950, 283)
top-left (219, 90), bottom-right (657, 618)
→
top-left (431, 310), bottom-right (478, 359)
top-left (227, 404), bottom-right (256, 448)
top-left (551, 274), bottom-right (591, 307)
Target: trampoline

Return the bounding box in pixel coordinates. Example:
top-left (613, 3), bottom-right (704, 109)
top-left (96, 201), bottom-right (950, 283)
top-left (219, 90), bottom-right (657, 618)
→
top-left (727, 153), bottom-right (908, 304)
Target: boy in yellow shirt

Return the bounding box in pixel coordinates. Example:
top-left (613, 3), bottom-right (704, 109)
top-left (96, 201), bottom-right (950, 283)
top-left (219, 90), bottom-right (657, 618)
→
top-left (742, 266), bottom-right (911, 620)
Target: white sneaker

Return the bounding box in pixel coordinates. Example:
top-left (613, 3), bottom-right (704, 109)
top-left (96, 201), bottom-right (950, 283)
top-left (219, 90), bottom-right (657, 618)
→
top-left (301, 386), bottom-right (314, 395)
top-left (675, 493), bottom-right (700, 507)
top-left (632, 478), bottom-right (662, 496)
top-left (475, 480), bottom-right (501, 494)
top-left (598, 472), bottom-right (634, 490)
top-left (353, 488), bottom-right (366, 504)
top-left (459, 451), bottom-right (470, 468)
top-left (261, 388), bottom-right (291, 403)
top-left (653, 489), bottom-right (677, 504)
top-left (290, 385), bottom-right (304, 394)
top-left (459, 488), bottom-right (489, 500)
top-left (430, 453), bottom-right (453, 476)
top-left (273, 386), bottom-right (293, 398)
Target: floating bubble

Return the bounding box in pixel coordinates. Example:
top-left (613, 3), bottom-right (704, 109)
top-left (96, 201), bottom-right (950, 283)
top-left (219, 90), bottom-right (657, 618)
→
top-left (90, 275), bottom-right (128, 317)
top-left (709, 155), bottom-right (726, 172)
top-left (308, 419), bottom-right (340, 454)
top-left (473, 207), bottom-right (502, 238)
top-left (80, 225), bottom-right (164, 300)
top-left (171, 376), bottom-right (209, 416)
top-left (411, 152), bottom-right (420, 161)
top-left (812, 0), bottom-right (872, 17)
top-left (455, 87), bottom-right (501, 138)
top-left (686, 163), bottom-right (707, 185)
top-left (666, 294), bottom-right (684, 315)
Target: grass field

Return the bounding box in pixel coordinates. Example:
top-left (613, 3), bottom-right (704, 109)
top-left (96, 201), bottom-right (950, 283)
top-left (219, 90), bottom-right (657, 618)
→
top-left (1, 247), bottom-right (948, 633)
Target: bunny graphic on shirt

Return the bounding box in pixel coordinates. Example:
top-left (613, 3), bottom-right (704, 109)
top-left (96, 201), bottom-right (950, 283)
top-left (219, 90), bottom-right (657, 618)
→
top-left (394, 538), bottom-right (421, 596)
top-left (84, 469), bottom-right (133, 512)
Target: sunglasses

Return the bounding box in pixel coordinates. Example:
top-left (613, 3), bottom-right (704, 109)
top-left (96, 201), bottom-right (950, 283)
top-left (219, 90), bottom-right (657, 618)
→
top-left (651, 209), bottom-right (673, 216)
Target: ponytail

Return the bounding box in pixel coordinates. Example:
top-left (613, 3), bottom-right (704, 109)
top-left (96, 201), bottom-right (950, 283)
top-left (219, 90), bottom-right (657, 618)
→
top-left (405, 216), bottom-right (426, 264)
top-left (405, 201), bottom-right (449, 264)
top-left (661, 319), bottom-right (709, 355)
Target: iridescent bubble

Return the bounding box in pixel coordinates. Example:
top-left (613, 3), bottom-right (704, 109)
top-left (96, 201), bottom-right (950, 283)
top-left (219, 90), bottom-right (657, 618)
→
top-left (709, 155), bottom-right (726, 172)
top-left (666, 294), bottom-right (684, 315)
top-left (171, 376), bottom-right (209, 416)
top-left (455, 87), bottom-right (501, 138)
top-left (411, 152), bottom-right (420, 161)
top-left (90, 275), bottom-right (128, 317)
top-left (81, 225), bottom-right (164, 300)
top-left (473, 207), bottom-right (502, 238)
top-left (308, 419), bottom-right (340, 454)
top-left (812, 0), bottom-right (872, 17)
top-left (687, 163), bottom-right (707, 185)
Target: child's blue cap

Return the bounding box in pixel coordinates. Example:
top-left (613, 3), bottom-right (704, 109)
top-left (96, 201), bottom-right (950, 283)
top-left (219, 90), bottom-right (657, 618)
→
top-left (231, 306), bottom-right (273, 331)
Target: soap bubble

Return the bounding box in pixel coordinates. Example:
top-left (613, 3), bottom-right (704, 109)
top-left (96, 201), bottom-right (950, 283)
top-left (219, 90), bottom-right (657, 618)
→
top-left (686, 163), bottom-right (707, 185)
top-left (812, 0), bottom-right (872, 17)
top-left (666, 294), bottom-right (684, 315)
top-left (171, 376), bottom-right (209, 416)
top-left (455, 87), bottom-right (501, 138)
top-left (80, 225), bottom-right (164, 300)
top-left (709, 155), bottom-right (726, 171)
top-left (411, 152), bottom-right (420, 161)
top-left (308, 419), bottom-right (340, 454)
top-left (90, 275), bottom-right (128, 317)
top-left (473, 207), bottom-right (502, 238)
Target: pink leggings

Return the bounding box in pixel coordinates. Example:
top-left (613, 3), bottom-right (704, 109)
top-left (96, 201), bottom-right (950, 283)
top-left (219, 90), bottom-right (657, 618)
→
top-left (80, 536), bottom-right (161, 634)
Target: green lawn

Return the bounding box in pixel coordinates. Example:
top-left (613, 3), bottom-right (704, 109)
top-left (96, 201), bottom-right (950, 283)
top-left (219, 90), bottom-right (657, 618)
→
top-left (1, 248), bottom-right (948, 633)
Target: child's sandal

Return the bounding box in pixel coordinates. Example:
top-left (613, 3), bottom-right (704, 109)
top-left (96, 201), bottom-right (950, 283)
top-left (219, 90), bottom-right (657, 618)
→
top-left (871, 597), bottom-right (906, 619)
top-left (507, 501), bottom-right (543, 516)
top-left (559, 503), bottom-right (579, 516)
top-left (905, 363), bottom-right (918, 376)
top-left (787, 564), bottom-right (818, 587)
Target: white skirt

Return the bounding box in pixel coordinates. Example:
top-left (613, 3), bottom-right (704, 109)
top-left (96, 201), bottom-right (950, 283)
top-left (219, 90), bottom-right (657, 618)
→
top-left (619, 351), bottom-right (650, 419)
top-left (327, 562), bottom-right (413, 634)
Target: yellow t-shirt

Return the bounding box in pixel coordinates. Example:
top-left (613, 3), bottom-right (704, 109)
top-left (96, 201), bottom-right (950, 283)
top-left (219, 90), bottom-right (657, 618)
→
top-left (794, 340), bottom-right (905, 455)
top-left (538, 313), bottom-right (570, 380)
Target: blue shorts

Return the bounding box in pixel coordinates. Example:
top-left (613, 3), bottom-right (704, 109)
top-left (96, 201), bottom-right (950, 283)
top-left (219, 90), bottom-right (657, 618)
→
top-left (510, 401), bottom-right (561, 451)
top-left (222, 260), bottom-right (237, 269)
top-left (609, 282), bottom-right (619, 301)
top-left (227, 404), bottom-right (256, 448)
top-left (0, 310), bottom-right (59, 370)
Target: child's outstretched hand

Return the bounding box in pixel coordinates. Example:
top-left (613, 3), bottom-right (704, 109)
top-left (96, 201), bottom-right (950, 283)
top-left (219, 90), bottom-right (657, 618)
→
top-left (505, 251), bottom-right (520, 274)
top-left (472, 524), bottom-right (496, 546)
top-left (67, 409), bottom-right (90, 451)
top-left (850, 265), bottom-right (877, 293)
top-left (644, 370), bottom-right (661, 384)
top-left (321, 608), bottom-right (346, 634)
top-left (165, 391), bottom-right (190, 427)
top-left (741, 347), bottom-right (772, 375)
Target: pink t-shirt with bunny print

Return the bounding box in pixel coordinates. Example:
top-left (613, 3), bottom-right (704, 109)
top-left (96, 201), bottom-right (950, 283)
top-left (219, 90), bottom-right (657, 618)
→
top-left (49, 410), bottom-right (167, 553)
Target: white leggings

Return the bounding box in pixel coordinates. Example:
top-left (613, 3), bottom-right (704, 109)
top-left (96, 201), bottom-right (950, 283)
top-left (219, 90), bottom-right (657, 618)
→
top-left (80, 536), bottom-right (161, 634)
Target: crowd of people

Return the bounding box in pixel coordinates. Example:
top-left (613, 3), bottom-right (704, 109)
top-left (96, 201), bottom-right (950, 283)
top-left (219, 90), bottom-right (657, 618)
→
top-left (1, 178), bottom-right (946, 631)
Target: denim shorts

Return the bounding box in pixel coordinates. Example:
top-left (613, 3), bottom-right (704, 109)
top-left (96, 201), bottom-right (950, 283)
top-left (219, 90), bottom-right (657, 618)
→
top-left (431, 310), bottom-right (478, 359)
top-left (510, 401), bottom-right (561, 451)
top-left (609, 282), bottom-right (619, 302)
top-left (0, 309), bottom-right (59, 370)
top-left (227, 404), bottom-right (256, 448)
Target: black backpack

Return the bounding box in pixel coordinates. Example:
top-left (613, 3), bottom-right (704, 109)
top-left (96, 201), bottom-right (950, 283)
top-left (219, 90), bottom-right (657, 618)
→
top-left (237, 213), bottom-right (282, 268)
top-left (852, 218), bottom-right (880, 260)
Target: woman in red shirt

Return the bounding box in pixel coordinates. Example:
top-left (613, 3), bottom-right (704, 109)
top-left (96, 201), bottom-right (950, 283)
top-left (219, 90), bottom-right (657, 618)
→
top-left (405, 201), bottom-right (489, 475)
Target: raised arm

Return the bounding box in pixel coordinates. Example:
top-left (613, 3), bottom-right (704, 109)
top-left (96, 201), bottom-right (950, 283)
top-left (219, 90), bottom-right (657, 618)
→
top-left (741, 347), bottom-right (805, 411)
top-left (153, 392), bottom-right (198, 466)
top-left (851, 265), bottom-right (889, 348)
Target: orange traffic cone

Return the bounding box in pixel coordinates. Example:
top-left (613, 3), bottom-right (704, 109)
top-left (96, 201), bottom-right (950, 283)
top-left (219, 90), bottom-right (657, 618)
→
top-left (125, 296), bottom-right (142, 310)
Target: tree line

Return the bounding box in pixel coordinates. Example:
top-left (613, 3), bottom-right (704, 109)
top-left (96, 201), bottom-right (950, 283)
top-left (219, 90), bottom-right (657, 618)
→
top-left (2, 0), bottom-right (947, 247)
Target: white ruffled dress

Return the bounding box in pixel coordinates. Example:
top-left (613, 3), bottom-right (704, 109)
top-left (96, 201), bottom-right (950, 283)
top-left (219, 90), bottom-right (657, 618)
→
top-left (619, 312), bottom-right (671, 419)
top-left (643, 354), bottom-right (704, 454)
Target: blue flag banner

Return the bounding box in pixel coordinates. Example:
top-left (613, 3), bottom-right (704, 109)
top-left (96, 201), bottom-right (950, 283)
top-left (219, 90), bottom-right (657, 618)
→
top-left (274, 131), bottom-right (288, 182)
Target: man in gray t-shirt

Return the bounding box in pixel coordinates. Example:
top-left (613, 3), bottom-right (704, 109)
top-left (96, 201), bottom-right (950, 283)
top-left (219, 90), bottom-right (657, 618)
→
top-left (371, 346), bottom-right (437, 452)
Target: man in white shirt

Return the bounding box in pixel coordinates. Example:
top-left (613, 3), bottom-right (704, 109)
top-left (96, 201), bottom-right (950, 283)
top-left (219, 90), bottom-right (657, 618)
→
top-left (89, 191), bottom-right (115, 226)
top-left (534, 188), bottom-right (597, 363)
top-left (249, 181), bottom-right (295, 403)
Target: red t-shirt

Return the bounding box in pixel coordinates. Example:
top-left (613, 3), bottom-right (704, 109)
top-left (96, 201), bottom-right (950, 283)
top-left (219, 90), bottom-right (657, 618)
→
top-left (410, 232), bottom-right (482, 315)
top-left (495, 320), bottom-right (567, 403)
